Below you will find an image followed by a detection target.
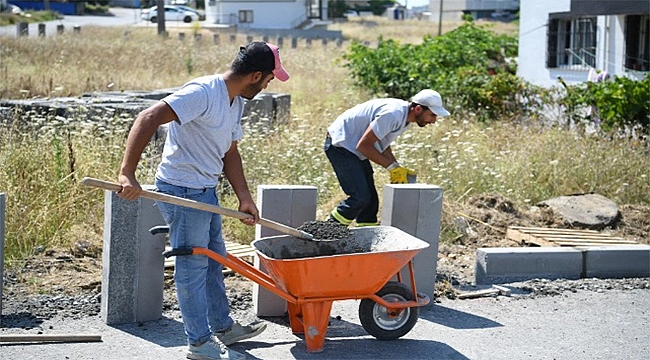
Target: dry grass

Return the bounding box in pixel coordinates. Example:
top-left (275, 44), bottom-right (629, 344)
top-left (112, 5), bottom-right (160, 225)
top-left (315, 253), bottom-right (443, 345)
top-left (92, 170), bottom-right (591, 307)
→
top-left (0, 19), bottom-right (647, 259)
top-left (328, 16), bottom-right (517, 45)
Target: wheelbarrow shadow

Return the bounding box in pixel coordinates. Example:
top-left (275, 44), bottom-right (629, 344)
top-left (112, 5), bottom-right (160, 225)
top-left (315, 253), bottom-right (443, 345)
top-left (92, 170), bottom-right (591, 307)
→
top-left (239, 337), bottom-right (469, 359)
top-left (418, 303), bottom-right (503, 330)
top-left (240, 313), bottom-right (471, 359)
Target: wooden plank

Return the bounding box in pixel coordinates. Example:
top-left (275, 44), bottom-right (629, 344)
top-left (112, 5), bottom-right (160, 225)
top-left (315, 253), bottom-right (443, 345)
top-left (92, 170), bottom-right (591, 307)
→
top-left (508, 226), bottom-right (600, 234)
top-left (544, 237), bottom-right (636, 243)
top-left (506, 226), bottom-right (638, 247)
top-left (505, 228), bottom-right (558, 247)
top-left (163, 241), bottom-right (256, 272)
top-left (0, 334), bottom-right (102, 343)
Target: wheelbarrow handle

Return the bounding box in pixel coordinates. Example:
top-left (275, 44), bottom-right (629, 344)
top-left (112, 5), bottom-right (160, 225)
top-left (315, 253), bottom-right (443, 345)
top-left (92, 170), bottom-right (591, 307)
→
top-left (81, 177), bottom-right (314, 240)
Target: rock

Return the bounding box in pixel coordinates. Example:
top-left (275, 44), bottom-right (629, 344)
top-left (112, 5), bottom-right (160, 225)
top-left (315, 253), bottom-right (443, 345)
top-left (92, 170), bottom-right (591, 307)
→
top-left (538, 193), bottom-right (621, 229)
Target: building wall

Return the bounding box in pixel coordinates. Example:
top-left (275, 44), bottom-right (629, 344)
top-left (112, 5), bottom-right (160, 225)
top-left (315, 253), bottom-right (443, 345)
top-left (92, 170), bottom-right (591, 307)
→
top-left (517, 0), bottom-right (647, 88)
top-left (207, 0), bottom-right (322, 29)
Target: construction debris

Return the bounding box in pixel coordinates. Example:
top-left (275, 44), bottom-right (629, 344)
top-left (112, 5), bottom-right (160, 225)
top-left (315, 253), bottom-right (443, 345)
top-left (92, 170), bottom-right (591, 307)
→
top-left (457, 285), bottom-right (512, 299)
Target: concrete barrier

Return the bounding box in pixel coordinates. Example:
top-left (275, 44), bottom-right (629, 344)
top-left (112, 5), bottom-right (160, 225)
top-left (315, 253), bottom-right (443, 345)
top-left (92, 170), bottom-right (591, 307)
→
top-left (475, 247), bottom-right (584, 285)
top-left (581, 245), bottom-right (650, 278)
top-left (475, 245), bottom-right (650, 285)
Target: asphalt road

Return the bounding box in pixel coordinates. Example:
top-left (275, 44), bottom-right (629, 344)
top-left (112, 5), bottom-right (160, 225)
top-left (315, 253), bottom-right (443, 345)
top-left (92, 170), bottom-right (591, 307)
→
top-left (1, 288), bottom-right (648, 360)
top-left (0, 7), bottom-right (160, 38)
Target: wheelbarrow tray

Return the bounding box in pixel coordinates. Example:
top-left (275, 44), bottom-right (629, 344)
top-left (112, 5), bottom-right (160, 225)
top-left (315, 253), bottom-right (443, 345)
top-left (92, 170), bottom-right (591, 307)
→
top-left (251, 226), bottom-right (429, 299)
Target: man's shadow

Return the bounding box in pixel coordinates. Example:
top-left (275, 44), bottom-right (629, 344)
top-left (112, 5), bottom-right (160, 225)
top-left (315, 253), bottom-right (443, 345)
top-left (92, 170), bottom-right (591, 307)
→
top-left (111, 315), bottom-right (187, 347)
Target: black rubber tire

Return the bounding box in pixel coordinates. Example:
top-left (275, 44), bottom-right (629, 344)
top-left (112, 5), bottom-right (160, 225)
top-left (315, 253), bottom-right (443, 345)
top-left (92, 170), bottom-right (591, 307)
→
top-left (150, 17), bottom-right (157, 23)
top-left (358, 281), bottom-right (419, 340)
top-left (183, 16), bottom-right (192, 23)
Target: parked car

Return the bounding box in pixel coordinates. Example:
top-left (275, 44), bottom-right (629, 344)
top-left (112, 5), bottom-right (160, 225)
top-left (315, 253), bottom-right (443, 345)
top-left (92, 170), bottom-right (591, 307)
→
top-left (2, 3), bottom-right (23, 15)
top-left (174, 5), bottom-right (206, 21)
top-left (141, 5), bottom-right (200, 23)
top-left (343, 10), bottom-right (358, 18)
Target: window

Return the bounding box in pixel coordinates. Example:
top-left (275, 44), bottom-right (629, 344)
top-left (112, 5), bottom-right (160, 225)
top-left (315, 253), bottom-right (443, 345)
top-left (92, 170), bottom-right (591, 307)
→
top-left (547, 17), bottom-right (597, 68)
top-left (625, 14), bottom-right (649, 72)
top-left (238, 10), bottom-right (253, 23)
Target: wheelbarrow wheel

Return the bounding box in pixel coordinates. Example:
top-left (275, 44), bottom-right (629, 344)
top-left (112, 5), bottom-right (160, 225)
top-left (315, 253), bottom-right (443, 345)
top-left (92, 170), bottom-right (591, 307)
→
top-left (358, 281), bottom-right (418, 340)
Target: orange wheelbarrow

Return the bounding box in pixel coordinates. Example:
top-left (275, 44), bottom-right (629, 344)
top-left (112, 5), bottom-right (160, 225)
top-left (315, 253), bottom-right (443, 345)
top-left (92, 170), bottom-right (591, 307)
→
top-left (163, 226), bottom-right (430, 352)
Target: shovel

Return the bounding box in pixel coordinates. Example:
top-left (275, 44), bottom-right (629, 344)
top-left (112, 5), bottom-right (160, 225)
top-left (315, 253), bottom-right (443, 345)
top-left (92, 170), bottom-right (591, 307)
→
top-left (81, 177), bottom-right (315, 241)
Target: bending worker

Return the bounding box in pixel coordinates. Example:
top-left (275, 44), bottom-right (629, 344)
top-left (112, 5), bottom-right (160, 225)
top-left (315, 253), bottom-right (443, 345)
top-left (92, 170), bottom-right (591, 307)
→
top-left (325, 89), bottom-right (450, 226)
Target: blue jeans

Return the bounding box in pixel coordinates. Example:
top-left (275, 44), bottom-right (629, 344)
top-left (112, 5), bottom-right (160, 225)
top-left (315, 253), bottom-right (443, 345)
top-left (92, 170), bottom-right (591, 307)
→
top-left (324, 136), bottom-right (379, 223)
top-left (155, 179), bottom-right (233, 345)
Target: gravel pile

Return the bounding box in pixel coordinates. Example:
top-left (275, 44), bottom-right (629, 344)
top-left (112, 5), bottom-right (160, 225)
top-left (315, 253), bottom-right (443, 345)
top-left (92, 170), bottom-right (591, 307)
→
top-left (297, 220), bottom-right (351, 241)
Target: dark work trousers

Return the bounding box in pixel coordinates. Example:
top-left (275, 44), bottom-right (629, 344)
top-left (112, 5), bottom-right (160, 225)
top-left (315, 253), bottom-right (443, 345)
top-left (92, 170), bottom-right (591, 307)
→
top-left (324, 135), bottom-right (379, 223)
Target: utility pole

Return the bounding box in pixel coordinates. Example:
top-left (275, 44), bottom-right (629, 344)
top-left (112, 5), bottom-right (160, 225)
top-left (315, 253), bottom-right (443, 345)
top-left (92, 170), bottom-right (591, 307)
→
top-left (437, 0), bottom-right (443, 36)
top-left (156, 0), bottom-right (166, 36)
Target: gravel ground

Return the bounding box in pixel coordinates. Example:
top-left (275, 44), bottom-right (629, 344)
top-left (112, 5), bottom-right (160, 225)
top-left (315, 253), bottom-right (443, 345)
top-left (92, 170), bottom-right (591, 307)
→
top-left (2, 199), bottom-right (648, 358)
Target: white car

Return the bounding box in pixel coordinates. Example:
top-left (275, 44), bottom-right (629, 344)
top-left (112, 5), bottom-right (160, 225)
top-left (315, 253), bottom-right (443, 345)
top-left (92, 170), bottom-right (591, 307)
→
top-left (141, 5), bottom-right (200, 23)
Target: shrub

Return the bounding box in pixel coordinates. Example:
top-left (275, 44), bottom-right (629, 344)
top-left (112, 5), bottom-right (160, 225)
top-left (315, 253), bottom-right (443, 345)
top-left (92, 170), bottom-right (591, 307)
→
top-left (559, 75), bottom-right (650, 134)
top-left (341, 22), bottom-right (546, 121)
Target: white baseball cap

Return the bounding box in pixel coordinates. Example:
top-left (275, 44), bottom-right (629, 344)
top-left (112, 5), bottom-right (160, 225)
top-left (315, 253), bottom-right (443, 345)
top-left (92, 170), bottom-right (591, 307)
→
top-left (411, 89), bottom-right (450, 117)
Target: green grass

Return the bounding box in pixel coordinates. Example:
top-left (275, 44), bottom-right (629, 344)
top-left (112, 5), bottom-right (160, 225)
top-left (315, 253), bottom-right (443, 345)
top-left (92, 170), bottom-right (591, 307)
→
top-left (0, 22), bottom-right (648, 260)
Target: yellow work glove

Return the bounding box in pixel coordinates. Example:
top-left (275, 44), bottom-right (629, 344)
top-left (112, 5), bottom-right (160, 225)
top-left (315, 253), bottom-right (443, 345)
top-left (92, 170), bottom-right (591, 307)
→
top-left (387, 162), bottom-right (416, 184)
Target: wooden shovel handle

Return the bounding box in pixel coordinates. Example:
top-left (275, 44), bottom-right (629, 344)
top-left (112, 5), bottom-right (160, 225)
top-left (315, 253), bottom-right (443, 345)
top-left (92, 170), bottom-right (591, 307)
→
top-left (81, 177), bottom-right (314, 240)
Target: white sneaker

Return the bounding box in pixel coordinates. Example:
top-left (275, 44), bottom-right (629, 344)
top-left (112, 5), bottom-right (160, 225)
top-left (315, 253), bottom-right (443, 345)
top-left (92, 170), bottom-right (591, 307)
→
top-left (187, 338), bottom-right (245, 360)
top-left (215, 321), bottom-right (267, 346)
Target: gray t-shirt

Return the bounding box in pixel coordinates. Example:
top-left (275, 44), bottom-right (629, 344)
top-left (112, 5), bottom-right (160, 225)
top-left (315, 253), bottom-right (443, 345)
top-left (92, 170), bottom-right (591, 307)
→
top-left (327, 98), bottom-right (410, 160)
top-left (155, 75), bottom-right (245, 189)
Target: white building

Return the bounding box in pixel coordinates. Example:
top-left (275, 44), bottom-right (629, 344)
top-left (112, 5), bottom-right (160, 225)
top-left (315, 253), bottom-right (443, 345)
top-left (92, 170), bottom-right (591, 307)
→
top-left (517, 0), bottom-right (649, 88)
top-left (428, 0), bottom-right (519, 21)
top-left (205, 0), bottom-right (328, 29)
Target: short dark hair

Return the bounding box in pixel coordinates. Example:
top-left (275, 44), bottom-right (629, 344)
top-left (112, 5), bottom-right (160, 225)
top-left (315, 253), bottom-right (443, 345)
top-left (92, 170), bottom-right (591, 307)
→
top-left (410, 102), bottom-right (429, 112)
top-left (230, 42), bottom-right (275, 77)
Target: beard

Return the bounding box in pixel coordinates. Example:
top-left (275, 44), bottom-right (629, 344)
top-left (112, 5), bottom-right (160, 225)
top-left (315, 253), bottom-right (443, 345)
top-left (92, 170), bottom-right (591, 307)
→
top-left (241, 77), bottom-right (266, 100)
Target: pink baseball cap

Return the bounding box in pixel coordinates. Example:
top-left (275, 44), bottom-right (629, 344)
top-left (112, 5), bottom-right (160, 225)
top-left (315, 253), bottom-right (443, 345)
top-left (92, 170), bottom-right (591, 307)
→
top-left (238, 41), bottom-right (290, 82)
top-left (265, 43), bottom-right (290, 82)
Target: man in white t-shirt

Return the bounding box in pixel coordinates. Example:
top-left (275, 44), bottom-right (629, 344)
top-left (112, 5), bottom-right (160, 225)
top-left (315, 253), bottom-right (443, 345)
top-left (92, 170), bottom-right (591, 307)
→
top-left (325, 89), bottom-right (450, 226)
top-left (116, 42), bottom-right (289, 360)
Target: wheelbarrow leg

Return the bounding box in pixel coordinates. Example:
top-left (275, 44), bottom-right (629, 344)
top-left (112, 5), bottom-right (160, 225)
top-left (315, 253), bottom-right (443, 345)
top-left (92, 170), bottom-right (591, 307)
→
top-left (287, 302), bottom-right (304, 334)
top-left (287, 301), bottom-right (333, 353)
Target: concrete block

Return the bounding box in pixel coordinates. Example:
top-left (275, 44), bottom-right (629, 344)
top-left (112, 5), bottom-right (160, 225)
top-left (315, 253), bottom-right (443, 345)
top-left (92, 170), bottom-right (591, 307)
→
top-left (272, 93), bottom-right (291, 126)
top-left (581, 245), bottom-right (650, 278)
top-left (382, 184), bottom-right (444, 299)
top-left (101, 186), bottom-right (167, 325)
top-left (475, 247), bottom-right (583, 285)
top-left (253, 185), bottom-right (317, 317)
top-left (242, 93), bottom-right (273, 128)
top-left (0, 193), bottom-right (5, 327)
